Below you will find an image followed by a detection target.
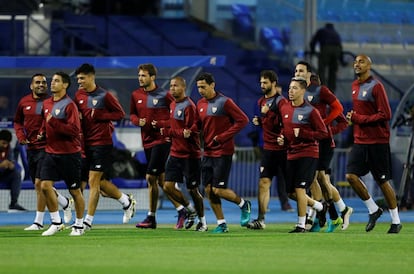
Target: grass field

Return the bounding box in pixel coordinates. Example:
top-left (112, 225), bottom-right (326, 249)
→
top-left (1, 223), bottom-right (413, 274)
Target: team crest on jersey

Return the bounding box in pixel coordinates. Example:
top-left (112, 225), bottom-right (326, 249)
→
top-left (55, 109), bottom-right (61, 115)
top-left (153, 98), bottom-right (158, 105)
top-left (352, 90), bottom-right (356, 94)
top-left (177, 110), bottom-right (182, 117)
top-left (92, 99), bottom-right (98, 106)
top-left (79, 100), bottom-right (84, 104)
top-left (362, 90), bottom-right (367, 97)
top-left (199, 108), bottom-right (204, 112)
top-left (25, 106), bottom-right (31, 110)
top-left (298, 114), bottom-right (303, 121)
top-left (212, 107), bottom-right (217, 113)
top-left (284, 114), bottom-right (289, 118)
top-left (138, 99), bottom-right (142, 104)
top-left (307, 95), bottom-right (314, 102)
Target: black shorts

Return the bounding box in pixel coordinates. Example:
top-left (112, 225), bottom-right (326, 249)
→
top-left (317, 138), bottom-right (334, 171)
top-left (81, 157), bottom-right (89, 182)
top-left (260, 149), bottom-right (287, 179)
top-left (165, 156), bottom-right (201, 189)
top-left (40, 152), bottom-right (82, 189)
top-left (26, 148), bottom-right (46, 183)
top-left (286, 157), bottom-right (318, 193)
top-left (346, 143), bottom-right (392, 183)
top-left (145, 143), bottom-right (171, 175)
top-left (84, 145), bottom-right (113, 173)
top-left (201, 155), bottom-right (232, 189)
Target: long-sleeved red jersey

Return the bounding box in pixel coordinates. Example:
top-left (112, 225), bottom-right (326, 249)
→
top-left (197, 92), bottom-right (248, 157)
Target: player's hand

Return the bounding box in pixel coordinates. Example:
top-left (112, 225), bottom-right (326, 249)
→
top-left (139, 118), bottom-right (146, 127)
top-left (277, 135), bottom-right (284, 145)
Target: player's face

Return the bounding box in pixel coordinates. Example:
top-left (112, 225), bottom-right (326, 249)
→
top-left (170, 79), bottom-right (185, 100)
top-left (353, 56), bottom-right (371, 76)
top-left (77, 73), bottom-right (94, 91)
top-left (50, 75), bottom-right (66, 94)
top-left (30, 76), bottom-right (48, 97)
top-left (288, 81), bottom-right (305, 102)
top-left (294, 64), bottom-right (310, 80)
top-left (138, 69), bottom-right (153, 89)
top-left (197, 80), bottom-right (215, 99)
top-left (260, 77), bottom-right (273, 95)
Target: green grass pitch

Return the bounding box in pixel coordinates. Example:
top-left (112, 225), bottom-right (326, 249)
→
top-left (1, 223), bottom-right (413, 274)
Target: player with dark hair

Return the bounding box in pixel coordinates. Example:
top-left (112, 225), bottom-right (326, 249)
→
top-left (131, 63), bottom-right (182, 229)
top-left (40, 71), bottom-right (85, 236)
top-left (247, 70), bottom-right (292, 230)
top-left (195, 72), bottom-right (251, 233)
top-left (295, 61), bottom-right (353, 232)
top-left (75, 63), bottom-right (136, 230)
top-left (278, 77), bottom-right (329, 233)
top-left (14, 73), bottom-right (74, 229)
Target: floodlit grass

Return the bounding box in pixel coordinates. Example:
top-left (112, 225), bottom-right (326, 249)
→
top-left (1, 223), bottom-right (413, 274)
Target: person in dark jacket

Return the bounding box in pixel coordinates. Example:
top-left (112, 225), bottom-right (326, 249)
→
top-left (310, 23), bottom-right (343, 92)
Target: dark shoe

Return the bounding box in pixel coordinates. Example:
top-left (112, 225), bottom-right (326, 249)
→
top-left (8, 204), bottom-right (27, 213)
top-left (387, 223), bottom-right (402, 234)
top-left (289, 226), bottom-right (306, 233)
top-left (365, 208), bottom-right (383, 232)
top-left (185, 209), bottom-right (197, 230)
top-left (246, 219), bottom-right (266, 230)
top-left (316, 202), bottom-right (328, 227)
top-left (175, 208), bottom-right (188, 229)
top-left (136, 216), bottom-right (157, 229)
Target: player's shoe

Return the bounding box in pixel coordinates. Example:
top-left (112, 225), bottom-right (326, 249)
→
top-left (136, 216), bottom-right (157, 229)
top-left (316, 202), bottom-right (328, 227)
top-left (289, 226), bottom-right (306, 233)
top-left (240, 200), bottom-right (251, 227)
top-left (63, 197), bottom-right (74, 224)
top-left (42, 222), bottom-right (64, 236)
top-left (175, 208), bottom-right (188, 229)
top-left (195, 222), bottom-right (208, 232)
top-left (309, 218), bottom-right (321, 232)
top-left (325, 217), bottom-right (343, 233)
top-left (341, 206), bottom-right (353, 230)
top-left (366, 208), bottom-right (383, 232)
top-left (24, 223), bottom-right (44, 231)
top-left (387, 223), bottom-right (402, 234)
top-left (83, 221), bottom-right (92, 231)
top-left (211, 223), bottom-right (228, 234)
top-left (69, 226), bottom-right (84, 236)
top-left (185, 209), bottom-right (197, 229)
top-left (246, 219), bottom-right (266, 230)
top-left (123, 194), bottom-right (136, 224)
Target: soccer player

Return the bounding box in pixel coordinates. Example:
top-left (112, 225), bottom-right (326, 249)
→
top-left (154, 76), bottom-right (207, 231)
top-left (39, 72), bottom-right (85, 236)
top-left (247, 70), bottom-right (292, 230)
top-left (346, 54), bottom-right (402, 233)
top-left (14, 73), bottom-right (74, 230)
top-left (195, 72), bottom-right (251, 233)
top-left (74, 63), bottom-right (136, 229)
top-left (294, 61), bottom-right (353, 232)
top-left (131, 63), bottom-right (181, 229)
top-left (278, 77), bottom-right (329, 233)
